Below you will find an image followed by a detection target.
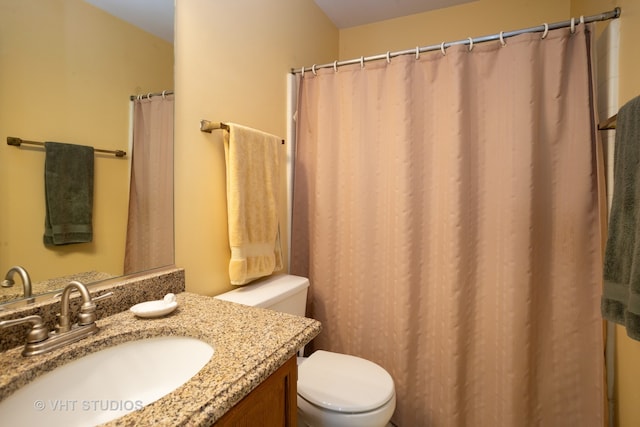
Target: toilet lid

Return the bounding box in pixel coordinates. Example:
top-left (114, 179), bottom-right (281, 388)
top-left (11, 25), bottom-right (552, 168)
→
top-left (297, 350), bottom-right (395, 413)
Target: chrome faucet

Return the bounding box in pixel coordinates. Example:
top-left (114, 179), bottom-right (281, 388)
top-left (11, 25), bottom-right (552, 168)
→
top-left (1, 266), bottom-right (32, 299)
top-left (0, 281), bottom-right (112, 356)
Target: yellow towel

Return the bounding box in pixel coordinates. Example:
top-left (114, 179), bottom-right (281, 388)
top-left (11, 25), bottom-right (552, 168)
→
top-left (223, 123), bottom-right (283, 285)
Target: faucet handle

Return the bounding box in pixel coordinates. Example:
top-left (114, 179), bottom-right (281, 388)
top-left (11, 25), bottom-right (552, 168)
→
top-left (0, 315), bottom-right (49, 344)
top-left (92, 291), bottom-right (114, 303)
top-left (76, 292), bottom-right (114, 326)
top-left (53, 290), bottom-right (113, 301)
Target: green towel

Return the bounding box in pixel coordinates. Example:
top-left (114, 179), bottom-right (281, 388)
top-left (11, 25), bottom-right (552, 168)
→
top-left (43, 141), bottom-right (94, 246)
top-left (602, 96), bottom-right (640, 340)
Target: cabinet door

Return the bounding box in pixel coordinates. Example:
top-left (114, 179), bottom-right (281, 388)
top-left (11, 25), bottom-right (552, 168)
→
top-left (215, 356), bottom-right (297, 426)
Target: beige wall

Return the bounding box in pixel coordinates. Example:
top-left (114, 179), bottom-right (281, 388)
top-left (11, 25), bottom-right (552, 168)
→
top-left (339, 0), bottom-right (569, 59)
top-left (570, 1), bottom-right (640, 425)
top-left (174, 0), bottom-right (338, 296)
top-left (0, 0), bottom-right (173, 284)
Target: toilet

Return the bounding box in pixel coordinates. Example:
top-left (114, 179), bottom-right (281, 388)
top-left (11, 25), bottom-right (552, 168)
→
top-left (215, 274), bottom-right (396, 427)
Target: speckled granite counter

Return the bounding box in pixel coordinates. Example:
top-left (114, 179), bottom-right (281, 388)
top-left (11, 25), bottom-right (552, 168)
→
top-left (0, 292), bottom-right (322, 426)
top-left (0, 268), bottom-right (186, 352)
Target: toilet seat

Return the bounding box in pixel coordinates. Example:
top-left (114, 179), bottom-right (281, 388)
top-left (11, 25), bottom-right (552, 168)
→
top-left (297, 350), bottom-right (395, 413)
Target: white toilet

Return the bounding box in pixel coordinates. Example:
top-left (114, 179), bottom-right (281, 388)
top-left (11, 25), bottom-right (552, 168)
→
top-left (215, 274), bottom-right (396, 427)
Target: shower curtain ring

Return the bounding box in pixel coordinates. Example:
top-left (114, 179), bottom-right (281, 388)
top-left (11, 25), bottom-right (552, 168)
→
top-left (161, 90), bottom-right (166, 99)
top-left (386, 51), bottom-right (391, 64)
top-left (440, 42), bottom-right (446, 55)
top-left (334, 60), bottom-right (338, 72)
top-left (570, 17), bottom-right (576, 34)
top-left (416, 46), bottom-right (420, 59)
top-left (467, 37), bottom-right (474, 51)
top-left (360, 56), bottom-right (365, 69)
top-left (580, 15), bottom-right (585, 25)
top-left (147, 92), bottom-right (152, 99)
top-left (541, 23), bottom-right (549, 39)
top-left (301, 67), bottom-right (305, 77)
top-left (312, 64), bottom-right (317, 76)
top-left (499, 31), bottom-right (506, 47)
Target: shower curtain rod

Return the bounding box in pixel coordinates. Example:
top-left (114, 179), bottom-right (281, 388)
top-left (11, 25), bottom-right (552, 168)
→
top-left (291, 7), bottom-right (621, 75)
top-left (129, 90), bottom-right (174, 101)
top-left (7, 137), bottom-right (126, 157)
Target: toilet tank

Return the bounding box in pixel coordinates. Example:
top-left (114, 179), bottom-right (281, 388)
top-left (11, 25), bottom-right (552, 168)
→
top-left (214, 274), bottom-right (309, 317)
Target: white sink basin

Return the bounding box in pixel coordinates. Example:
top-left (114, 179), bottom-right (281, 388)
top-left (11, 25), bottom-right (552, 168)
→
top-left (0, 336), bottom-right (214, 426)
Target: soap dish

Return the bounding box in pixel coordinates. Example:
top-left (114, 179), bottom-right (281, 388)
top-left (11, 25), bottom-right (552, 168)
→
top-left (130, 293), bottom-right (178, 318)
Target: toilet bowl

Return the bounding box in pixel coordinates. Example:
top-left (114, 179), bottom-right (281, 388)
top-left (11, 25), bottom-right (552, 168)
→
top-left (296, 350), bottom-right (395, 427)
top-left (215, 274), bottom-right (396, 427)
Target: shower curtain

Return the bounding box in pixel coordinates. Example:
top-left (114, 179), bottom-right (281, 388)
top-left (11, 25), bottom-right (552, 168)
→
top-left (291, 26), bottom-right (605, 426)
top-left (124, 94), bottom-right (174, 274)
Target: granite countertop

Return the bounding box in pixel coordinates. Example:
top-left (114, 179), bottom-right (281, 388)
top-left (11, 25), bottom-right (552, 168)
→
top-left (0, 292), bottom-right (322, 426)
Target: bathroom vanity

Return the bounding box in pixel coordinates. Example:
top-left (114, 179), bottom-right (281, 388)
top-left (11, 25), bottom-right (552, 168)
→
top-left (215, 356), bottom-right (298, 426)
top-left (0, 270), bottom-right (321, 426)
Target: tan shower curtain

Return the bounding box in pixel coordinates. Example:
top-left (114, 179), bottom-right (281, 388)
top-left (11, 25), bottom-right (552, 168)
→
top-left (124, 94), bottom-right (174, 274)
top-left (291, 26), bottom-right (605, 426)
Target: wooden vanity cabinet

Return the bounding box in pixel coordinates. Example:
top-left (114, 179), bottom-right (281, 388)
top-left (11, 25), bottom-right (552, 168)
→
top-left (214, 356), bottom-right (298, 426)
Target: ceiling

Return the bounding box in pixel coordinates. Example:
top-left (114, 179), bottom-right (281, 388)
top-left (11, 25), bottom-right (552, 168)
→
top-left (83, 0), bottom-right (475, 42)
top-left (316, 0), bottom-right (475, 28)
top-left (83, 0), bottom-right (175, 43)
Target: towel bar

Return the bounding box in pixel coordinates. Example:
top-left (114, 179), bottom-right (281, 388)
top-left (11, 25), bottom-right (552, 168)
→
top-left (7, 137), bottom-right (126, 157)
top-left (598, 114), bottom-right (617, 130)
top-left (200, 120), bottom-right (285, 144)
top-left (200, 120), bottom-right (230, 133)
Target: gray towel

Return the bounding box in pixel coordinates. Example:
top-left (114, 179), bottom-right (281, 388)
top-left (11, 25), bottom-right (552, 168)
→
top-left (43, 141), bottom-right (94, 246)
top-left (602, 96), bottom-right (640, 340)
